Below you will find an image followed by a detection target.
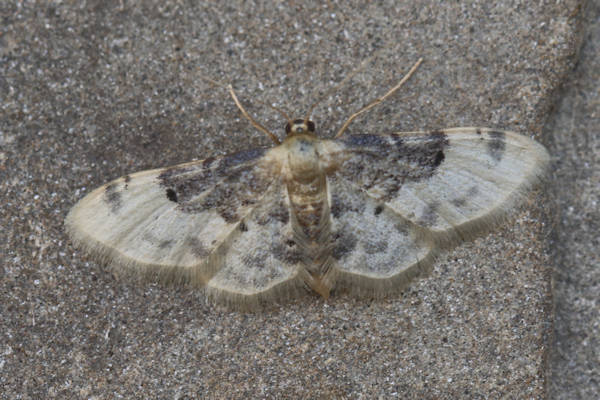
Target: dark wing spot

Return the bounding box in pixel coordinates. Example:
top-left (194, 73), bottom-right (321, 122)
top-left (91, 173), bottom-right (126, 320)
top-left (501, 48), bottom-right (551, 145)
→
top-left (418, 201), bottom-right (441, 227)
top-left (219, 208), bottom-right (239, 224)
top-left (451, 186), bottom-right (479, 208)
top-left (124, 175), bottom-right (131, 183)
top-left (332, 230), bottom-right (357, 260)
top-left (159, 165), bottom-right (208, 204)
top-left (330, 187), bottom-right (366, 219)
top-left (467, 185), bottom-right (479, 197)
top-left (238, 221), bottom-right (248, 232)
top-left (450, 197), bottom-right (467, 207)
top-left (487, 130), bottom-right (506, 162)
top-left (433, 150), bottom-right (445, 166)
top-left (242, 254), bottom-right (266, 269)
top-left (364, 239), bottom-right (388, 255)
top-left (185, 237), bottom-right (210, 258)
top-left (272, 238), bottom-right (302, 265)
top-left (159, 239), bottom-right (174, 249)
top-left (374, 205), bottom-right (384, 216)
top-left (166, 188), bottom-right (178, 202)
top-left (104, 183), bottom-right (122, 212)
top-left (395, 221), bottom-right (409, 235)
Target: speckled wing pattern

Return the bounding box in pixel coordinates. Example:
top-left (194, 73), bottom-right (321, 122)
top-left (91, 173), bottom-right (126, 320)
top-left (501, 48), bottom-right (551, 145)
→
top-left (325, 128), bottom-right (548, 294)
top-left (66, 147), bottom-right (282, 286)
top-left (66, 127), bottom-right (548, 308)
top-left (333, 128), bottom-right (548, 235)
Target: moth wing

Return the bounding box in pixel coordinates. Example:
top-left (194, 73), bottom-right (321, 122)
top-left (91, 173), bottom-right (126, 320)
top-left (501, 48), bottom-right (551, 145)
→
top-left (66, 147), bottom-right (282, 285)
top-left (329, 128), bottom-right (549, 245)
top-left (328, 175), bottom-right (435, 295)
top-left (204, 178), bottom-right (308, 308)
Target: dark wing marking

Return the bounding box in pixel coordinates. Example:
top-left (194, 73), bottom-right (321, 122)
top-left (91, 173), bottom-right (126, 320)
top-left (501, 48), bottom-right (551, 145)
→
top-left (65, 147), bottom-right (281, 285)
top-left (327, 128), bottom-right (549, 242)
top-left (328, 175), bottom-right (435, 295)
top-left (336, 130), bottom-right (449, 203)
top-left (205, 178), bottom-right (307, 308)
top-left (158, 147), bottom-right (270, 223)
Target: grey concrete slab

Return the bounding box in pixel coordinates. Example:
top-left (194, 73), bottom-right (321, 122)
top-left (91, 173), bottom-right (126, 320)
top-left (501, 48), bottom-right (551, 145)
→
top-left (547, 1), bottom-right (600, 399)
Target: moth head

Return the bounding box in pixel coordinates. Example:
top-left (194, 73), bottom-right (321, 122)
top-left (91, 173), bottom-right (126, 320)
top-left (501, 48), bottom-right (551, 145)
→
top-left (285, 119), bottom-right (316, 137)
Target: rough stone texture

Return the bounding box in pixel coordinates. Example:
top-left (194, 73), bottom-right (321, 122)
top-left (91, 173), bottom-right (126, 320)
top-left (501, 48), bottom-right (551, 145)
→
top-left (0, 1), bottom-right (586, 398)
top-left (547, 1), bottom-right (600, 399)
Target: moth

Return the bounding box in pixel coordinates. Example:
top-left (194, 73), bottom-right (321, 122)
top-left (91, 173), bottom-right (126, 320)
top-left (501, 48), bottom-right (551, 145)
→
top-left (66, 59), bottom-right (549, 308)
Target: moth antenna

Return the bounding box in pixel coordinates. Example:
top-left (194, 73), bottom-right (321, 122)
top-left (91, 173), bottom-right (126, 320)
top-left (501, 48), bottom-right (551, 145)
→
top-left (199, 75), bottom-right (231, 92)
top-left (230, 89), bottom-right (293, 129)
top-left (200, 76), bottom-right (281, 145)
top-left (227, 85), bottom-right (281, 145)
top-left (334, 58), bottom-right (423, 138)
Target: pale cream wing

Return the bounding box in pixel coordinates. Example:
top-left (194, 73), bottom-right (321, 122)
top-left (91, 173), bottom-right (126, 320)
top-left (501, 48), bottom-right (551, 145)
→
top-left (204, 178), bottom-right (308, 308)
top-left (330, 128), bottom-right (549, 245)
top-left (327, 175), bottom-right (435, 296)
top-left (65, 147), bottom-right (281, 285)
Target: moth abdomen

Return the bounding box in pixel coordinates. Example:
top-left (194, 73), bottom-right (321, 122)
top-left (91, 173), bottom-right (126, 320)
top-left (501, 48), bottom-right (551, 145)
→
top-left (287, 174), bottom-right (330, 240)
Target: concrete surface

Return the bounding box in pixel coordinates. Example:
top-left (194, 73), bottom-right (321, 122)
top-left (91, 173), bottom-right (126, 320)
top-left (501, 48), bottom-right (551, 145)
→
top-left (547, 1), bottom-right (600, 398)
top-left (0, 1), bottom-right (591, 398)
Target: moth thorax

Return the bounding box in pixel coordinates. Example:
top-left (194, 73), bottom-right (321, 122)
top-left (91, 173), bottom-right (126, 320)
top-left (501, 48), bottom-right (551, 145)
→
top-left (287, 137), bottom-right (322, 181)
